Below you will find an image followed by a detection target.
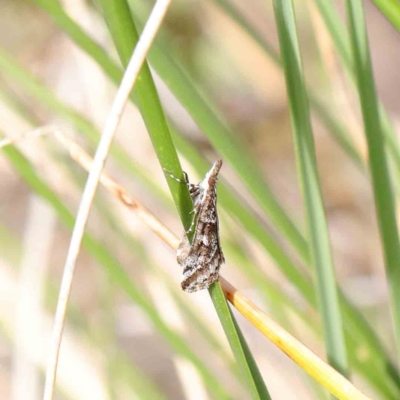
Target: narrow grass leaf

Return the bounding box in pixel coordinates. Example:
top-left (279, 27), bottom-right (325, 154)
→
top-left (347, 0), bottom-right (400, 366)
top-left (209, 283), bottom-right (272, 400)
top-left (98, 1), bottom-right (194, 232)
top-left (272, 0), bottom-right (348, 377)
top-left (370, 0), bottom-right (400, 33)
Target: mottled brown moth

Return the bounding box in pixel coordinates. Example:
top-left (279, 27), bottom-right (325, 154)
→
top-left (167, 160), bottom-right (224, 293)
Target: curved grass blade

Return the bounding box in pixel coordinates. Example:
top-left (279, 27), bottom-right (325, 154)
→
top-left (347, 0), bottom-right (400, 367)
top-left (371, 0), bottom-right (400, 33)
top-left (209, 283), bottom-right (272, 400)
top-left (271, 0), bottom-right (348, 376)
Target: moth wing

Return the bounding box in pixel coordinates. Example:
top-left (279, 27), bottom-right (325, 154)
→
top-left (177, 167), bottom-right (224, 293)
top-left (180, 221), bottom-right (225, 293)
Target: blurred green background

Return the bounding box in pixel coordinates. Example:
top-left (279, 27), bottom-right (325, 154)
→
top-left (1, 0), bottom-right (400, 399)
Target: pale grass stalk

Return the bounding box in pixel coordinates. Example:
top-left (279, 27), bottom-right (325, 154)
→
top-left (54, 131), bottom-right (179, 247)
top-left (42, 1), bottom-right (172, 399)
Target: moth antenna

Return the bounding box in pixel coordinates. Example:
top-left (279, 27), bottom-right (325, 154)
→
top-left (163, 168), bottom-right (189, 185)
top-left (182, 171), bottom-right (190, 185)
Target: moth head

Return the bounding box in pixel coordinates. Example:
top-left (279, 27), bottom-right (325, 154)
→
top-left (206, 160), bottom-right (223, 186)
top-left (199, 160), bottom-right (223, 191)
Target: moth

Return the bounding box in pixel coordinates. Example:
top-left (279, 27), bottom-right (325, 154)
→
top-left (173, 160), bottom-right (225, 293)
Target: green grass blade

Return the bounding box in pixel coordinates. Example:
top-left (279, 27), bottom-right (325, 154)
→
top-left (209, 284), bottom-right (272, 400)
top-left (371, 0), bottom-right (400, 33)
top-left (373, 0), bottom-right (400, 32)
top-left (347, 0), bottom-right (400, 365)
top-left (98, 1), bottom-right (194, 232)
top-left (96, 1), bottom-right (270, 398)
top-left (272, 0), bottom-right (348, 376)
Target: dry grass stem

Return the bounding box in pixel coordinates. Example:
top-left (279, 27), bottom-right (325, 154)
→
top-left (221, 279), bottom-right (371, 400)
top-left (54, 132), bottom-right (180, 249)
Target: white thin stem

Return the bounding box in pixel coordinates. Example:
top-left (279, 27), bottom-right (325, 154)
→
top-left (43, 1), bottom-right (172, 399)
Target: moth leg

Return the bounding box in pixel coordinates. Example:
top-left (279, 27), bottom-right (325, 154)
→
top-left (185, 201), bottom-right (202, 233)
top-left (185, 213), bottom-right (200, 234)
